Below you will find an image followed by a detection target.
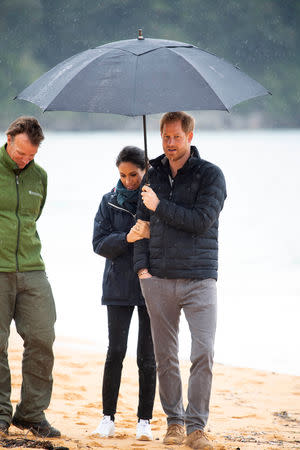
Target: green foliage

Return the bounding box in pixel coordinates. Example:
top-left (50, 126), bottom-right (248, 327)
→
top-left (0, 0), bottom-right (299, 129)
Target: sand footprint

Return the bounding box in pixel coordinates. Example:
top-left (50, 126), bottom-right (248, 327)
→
top-left (65, 362), bottom-right (86, 368)
top-left (64, 392), bottom-right (84, 400)
top-left (131, 445), bottom-right (148, 448)
top-left (84, 402), bottom-right (101, 408)
top-left (54, 373), bottom-right (71, 381)
top-left (231, 414), bottom-right (258, 419)
top-left (87, 439), bottom-right (104, 447)
top-left (77, 410), bottom-right (97, 417)
top-left (117, 432), bottom-right (130, 439)
top-left (78, 385), bottom-right (87, 392)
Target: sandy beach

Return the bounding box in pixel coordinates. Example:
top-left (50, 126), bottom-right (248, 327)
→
top-left (1, 328), bottom-right (299, 450)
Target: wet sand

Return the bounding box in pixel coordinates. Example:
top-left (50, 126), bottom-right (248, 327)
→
top-left (2, 329), bottom-right (300, 449)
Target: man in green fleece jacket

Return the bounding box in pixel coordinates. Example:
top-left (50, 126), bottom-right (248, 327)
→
top-left (0, 117), bottom-right (60, 438)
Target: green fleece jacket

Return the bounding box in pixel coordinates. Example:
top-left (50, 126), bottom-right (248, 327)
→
top-left (0, 144), bottom-right (47, 272)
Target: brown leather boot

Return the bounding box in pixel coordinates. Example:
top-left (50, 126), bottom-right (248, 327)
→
top-left (185, 429), bottom-right (213, 449)
top-left (163, 423), bottom-right (185, 444)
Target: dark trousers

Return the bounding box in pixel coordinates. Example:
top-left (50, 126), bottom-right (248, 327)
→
top-left (102, 305), bottom-right (156, 420)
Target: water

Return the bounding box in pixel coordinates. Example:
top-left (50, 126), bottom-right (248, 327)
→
top-left (33, 129), bottom-right (300, 376)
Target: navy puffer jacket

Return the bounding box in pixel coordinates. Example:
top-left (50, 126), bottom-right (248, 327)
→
top-left (93, 190), bottom-right (145, 305)
top-left (134, 146), bottom-right (226, 280)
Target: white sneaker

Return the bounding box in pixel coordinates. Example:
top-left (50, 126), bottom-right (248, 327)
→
top-left (92, 415), bottom-right (115, 437)
top-left (136, 419), bottom-right (153, 441)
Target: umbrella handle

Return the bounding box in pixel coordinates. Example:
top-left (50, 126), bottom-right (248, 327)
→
top-left (143, 115), bottom-right (149, 185)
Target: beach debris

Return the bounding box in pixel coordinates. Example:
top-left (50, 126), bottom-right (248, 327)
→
top-left (225, 434), bottom-right (259, 443)
top-left (273, 410), bottom-right (297, 422)
top-left (223, 433), bottom-right (300, 447)
top-left (0, 437), bottom-right (69, 449)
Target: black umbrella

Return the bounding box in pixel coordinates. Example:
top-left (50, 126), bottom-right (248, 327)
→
top-left (16, 30), bottom-right (270, 180)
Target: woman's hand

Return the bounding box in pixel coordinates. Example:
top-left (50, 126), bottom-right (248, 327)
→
top-left (126, 219), bottom-right (150, 243)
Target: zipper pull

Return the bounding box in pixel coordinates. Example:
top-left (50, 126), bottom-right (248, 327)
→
top-left (16, 175), bottom-right (19, 184)
top-left (168, 174), bottom-right (174, 199)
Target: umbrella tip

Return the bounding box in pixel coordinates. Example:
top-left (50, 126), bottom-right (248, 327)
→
top-left (138, 29), bottom-right (144, 40)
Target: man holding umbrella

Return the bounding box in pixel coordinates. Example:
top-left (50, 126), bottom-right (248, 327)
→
top-left (0, 116), bottom-right (60, 438)
top-left (134, 111), bottom-right (226, 449)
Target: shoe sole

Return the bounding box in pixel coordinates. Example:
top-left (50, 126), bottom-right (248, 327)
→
top-left (185, 444), bottom-right (212, 450)
top-left (31, 428), bottom-right (61, 438)
top-left (12, 422), bottom-right (60, 438)
top-left (92, 432), bottom-right (115, 438)
top-left (137, 435), bottom-right (152, 441)
top-left (163, 438), bottom-right (185, 445)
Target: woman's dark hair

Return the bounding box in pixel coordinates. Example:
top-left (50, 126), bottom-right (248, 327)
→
top-left (116, 146), bottom-right (147, 170)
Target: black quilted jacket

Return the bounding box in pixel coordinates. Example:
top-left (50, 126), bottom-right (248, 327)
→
top-left (133, 146), bottom-right (227, 280)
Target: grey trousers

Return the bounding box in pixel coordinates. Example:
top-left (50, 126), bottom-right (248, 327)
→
top-left (140, 277), bottom-right (217, 434)
top-left (0, 271), bottom-right (56, 424)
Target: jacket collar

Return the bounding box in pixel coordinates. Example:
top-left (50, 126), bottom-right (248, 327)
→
top-left (0, 144), bottom-right (18, 171)
top-left (150, 145), bottom-right (201, 174)
top-left (108, 188), bottom-right (136, 216)
top-left (109, 187), bottom-right (118, 204)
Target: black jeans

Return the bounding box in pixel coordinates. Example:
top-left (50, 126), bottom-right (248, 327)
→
top-left (102, 305), bottom-right (156, 420)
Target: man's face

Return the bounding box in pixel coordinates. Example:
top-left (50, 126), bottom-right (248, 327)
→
top-left (161, 120), bottom-right (193, 165)
top-left (6, 133), bottom-right (38, 169)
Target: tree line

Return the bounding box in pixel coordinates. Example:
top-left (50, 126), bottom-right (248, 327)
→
top-left (1, 0), bottom-right (299, 129)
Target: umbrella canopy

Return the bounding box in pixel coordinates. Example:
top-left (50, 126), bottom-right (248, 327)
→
top-left (15, 31), bottom-right (270, 181)
top-left (16, 33), bottom-right (269, 115)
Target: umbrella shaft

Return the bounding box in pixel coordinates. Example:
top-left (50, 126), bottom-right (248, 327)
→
top-left (143, 115), bottom-right (149, 185)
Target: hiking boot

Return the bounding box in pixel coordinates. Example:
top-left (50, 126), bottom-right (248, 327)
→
top-left (12, 417), bottom-right (61, 438)
top-left (163, 423), bottom-right (185, 445)
top-left (136, 419), bottom-right (152, 441)
top-left (92, 415), bottom-right (115, 437)
top-left (0, 420), bottom-right (9, 436)
top-left (185, 429), bottom-right (213, 449)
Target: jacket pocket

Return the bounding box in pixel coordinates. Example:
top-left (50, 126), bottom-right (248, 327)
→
top-left (20, 189), bottom-right (43, 217)
top-left (103, 261), bottom-right (130, 299)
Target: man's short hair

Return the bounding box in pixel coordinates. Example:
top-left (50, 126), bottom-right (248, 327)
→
top-left (6, 116), bottom-right (44, 146)
top-left (160, 111), bottom-right (195, 135)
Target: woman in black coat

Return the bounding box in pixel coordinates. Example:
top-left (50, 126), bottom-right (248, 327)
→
top-left (92, 146), bottom-right (156, 441)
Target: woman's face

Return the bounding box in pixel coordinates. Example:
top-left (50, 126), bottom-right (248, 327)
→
top-left (118, 161), bottom-right (145, 190)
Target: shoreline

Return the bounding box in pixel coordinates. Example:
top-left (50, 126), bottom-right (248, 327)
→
top-left (2, 328), bottom-right (300, 449)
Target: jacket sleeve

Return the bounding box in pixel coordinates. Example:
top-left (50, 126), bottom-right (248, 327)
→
top-left (133, 183), bottom-right (151, 273)
top-left (154, 166), bottom-right (226, 234)
top-left (93, 196), bottom-right (130, 260)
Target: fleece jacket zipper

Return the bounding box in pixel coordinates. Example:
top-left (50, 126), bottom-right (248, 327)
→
top-left (15, 173), bottom-right (20, 271)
